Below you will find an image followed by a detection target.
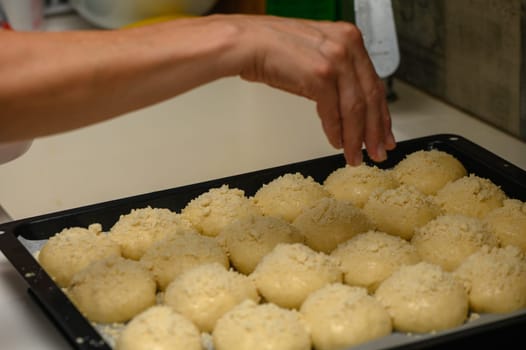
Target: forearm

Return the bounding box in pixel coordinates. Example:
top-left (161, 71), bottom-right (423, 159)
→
top-left (0, 14), bottom-right (395, 165)
top-left (0, 16), bottom-right (242, 142)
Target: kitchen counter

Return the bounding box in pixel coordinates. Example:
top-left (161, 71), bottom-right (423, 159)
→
top-left (1, 14), bottom-right (525, 350)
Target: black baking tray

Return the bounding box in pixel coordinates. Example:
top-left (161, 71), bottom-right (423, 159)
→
top-left (0, 134), bottom-right (525, 350)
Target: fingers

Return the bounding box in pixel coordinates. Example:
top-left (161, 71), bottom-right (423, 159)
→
top-left (349, 31), bottom-right (391, 161)
top-left (315, 22), bottom-right (368, 165)
top-left (363, 78), bottom-right (388, 162)
top-left (313, 21), bottom-right (396, 164)
top-left (336, 62), bottom-right (366, 166)
top-left (230, 15), bottom-right (395, 165)
top-left (316, 84), bottom-right (343, 149)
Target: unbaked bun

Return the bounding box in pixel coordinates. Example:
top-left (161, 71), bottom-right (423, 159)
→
top-left (69, 256), bottom-right (156, 323)
top-left (434, 174), bottom-right (507, 218)
top-left (363, 184), bottom-right (441, 240)
top-left (374, 262), bottom-right (469, 333)
top-left (164, 263), bottom-right (260, 333)
top-left (411, 215), bottom-right (499, 271)
top-left (39, 224), bottom-right (120, 287)
top-left (115, 305), bottom-right (201, 350)
top-left (218, 214), bottom-right (304, 274)
top-left (300, 283), bottom-right (392, 350)
top-left (108, 206), bottom-right (192, 260)
top-left (252, 173), bottom-right (330, 222)
top-left (483, 199), bottom-right (526, 252)
top-left (392, 150), bottom-right (467, 195)
top-left (323, 164), bottom-right (399, 208)
top-left (213, 300), bottom-right (311, 350)
top-left (454, 245), bottom-right (526, 313)
top-left (292, 197), bottom-right (373, 253)
top-left (180, 185), bottom-right (261, 237)
top-left (331, 231), bottom-right (421, 292)
top-left (140, 231), bottom-right (229, 290)
top-left (251, 243), bottom-right (342, 309)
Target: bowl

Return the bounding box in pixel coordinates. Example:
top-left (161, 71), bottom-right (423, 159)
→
top-left (70, 0), bottom-right (219, 29)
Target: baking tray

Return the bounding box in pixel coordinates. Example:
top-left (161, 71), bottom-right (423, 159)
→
top-left (0, 133), bottom-right (525, 350)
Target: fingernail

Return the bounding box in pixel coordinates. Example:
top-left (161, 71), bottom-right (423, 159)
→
top-left (352, 152), bottom-right (363, 166)
top-left (377, 143), bottom-right (387, 162)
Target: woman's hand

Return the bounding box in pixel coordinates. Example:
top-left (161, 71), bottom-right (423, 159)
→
top-left (220, 15), bottom-right (396, 165)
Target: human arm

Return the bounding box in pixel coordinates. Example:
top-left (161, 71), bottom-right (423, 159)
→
top-left (0, 14), bottom-right (395, 165)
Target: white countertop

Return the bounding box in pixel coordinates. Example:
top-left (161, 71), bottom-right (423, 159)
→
top-left (1, 14), bottom-right (525, 350)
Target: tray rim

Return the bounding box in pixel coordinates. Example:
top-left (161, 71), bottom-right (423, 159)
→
top-left (1, 133), bottom-right (525, 350)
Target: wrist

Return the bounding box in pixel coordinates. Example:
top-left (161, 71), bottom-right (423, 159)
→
top-left (199, 14), bottom-right (252, 79)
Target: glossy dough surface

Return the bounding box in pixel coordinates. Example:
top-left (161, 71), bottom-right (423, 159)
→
top-left (374, 262), bottom-right (469, 333)
top-left (219, 214), bottom-right (304, 274)
top-left (392, 150), bottom-right (467, 195)
top-left (251, 243), bottom-right (342, 309)
top-left (484, 199), bottom-right (526, 252)
top-left (252, 172), bottom-right (330, 222)
top-left (323, 164), bottom-right (399, 207)
top-left (213, 300), bottom-right (311, 350)
top-left (69, 256), bottom-right (156, 323)
top-left (116, 305), bottom-right (202, 350)
top-left (292, 197), bottom-right (373, 253)
top-left (164, 263), bottom-right (259, 332)
top-left (331, 231), bottom-right (421, 292)
top-left (181, 185), bottom-right (261, 237)
top-left (108, 206), bottom-right (191, 260)
top-left (363, 184), bottom-right (440, 239)
top-left (454, 245), bottom-right (526, 313)
top-left (140, 231), bottom-right (229, 290)
top-left (300, 284), bottom-right (392, 350)
top-left (434, 174), bottom-right (507, 218)
top-left (411, 215), bottom-right (499, 271)
top-left (39, 223), bottom-right (120, 287)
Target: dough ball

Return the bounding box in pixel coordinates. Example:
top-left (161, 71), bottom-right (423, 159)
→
top-left (164, 263), bottom-right (260, 333)
top-left (140, 231), bottom-right (229, 290)
top-left (434, 174), bottom-right (507, 218)
top-left (252, 172), bottom-right (330, 222)
top-left (454, 245), bottom-right (526, 313)
top-left (69, 256), bottom-right (156, 323)
top-left (323, 164), bottom-right (399, 208)
top-left (109, 206), bottom-right (192, 260)
top-left (484, 199), bottom-right (526, 252)
top-left (363, 184), bottom-right (441, 240)
top-left (213, 300), bottom-right (311, 350)
top-left (181, 185), bottom-right (261, 237)
top-left (412, 215), bottom-right (499, 271)
top-left (38, 224), bottom-right (121, 288)
top-left (331, 231), bottom-right (421, 292)
top-left (292, 197), bottom-right (373, 253)
top-left (115, 305), bottom-right (201, 350)
top-left (374, 262), bottom-right (468, 333)
top-left (300, 284), bottom-right (392, 350)
top-left (392, 150), bottom-right (467, 195)
top-left (218, 214), bottom-right (305, 274)
top-left (251, 243), bottom-right (342, 309)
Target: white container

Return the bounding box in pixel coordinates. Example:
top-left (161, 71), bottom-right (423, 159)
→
top-left (0, 0), bottom-right (43, 31)
top-left (70, 0), bottom-right (219, 29)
